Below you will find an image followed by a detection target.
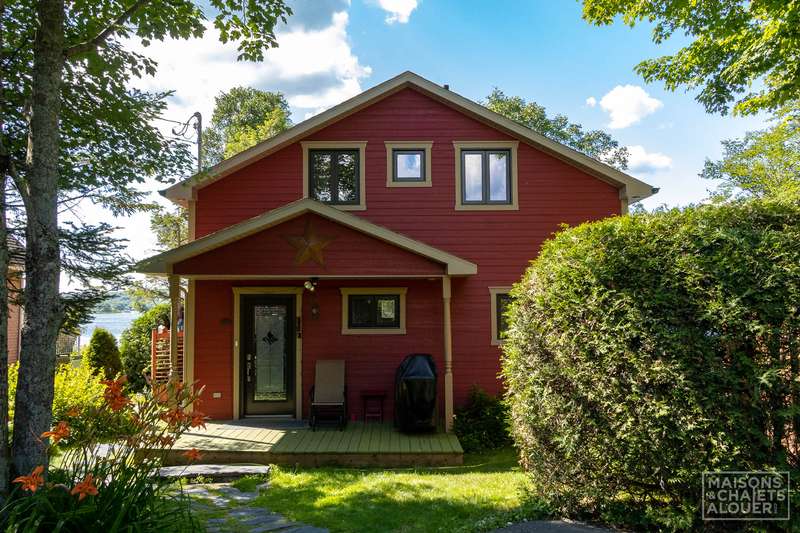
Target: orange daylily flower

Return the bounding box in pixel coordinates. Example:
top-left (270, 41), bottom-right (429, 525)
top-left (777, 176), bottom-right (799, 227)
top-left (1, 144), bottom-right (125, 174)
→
top-left (158, 435), bottom-right (176, 446)
top-left (101, 376), bottom-right (130, 412)
top-left (182, 448), bottom-right (202, 462)
top-left (71, 474), bottom-right (99, 501)
top-left (13, 465), bottom-right (45, 493)
top-left (159, 407), bottom-right (186, 427)
top-left (41, 421), bottom-right (71, 444)
top-left (190, 411), bottom-right (207, 429)
top-left (66, 406), bottom-right (81, 417)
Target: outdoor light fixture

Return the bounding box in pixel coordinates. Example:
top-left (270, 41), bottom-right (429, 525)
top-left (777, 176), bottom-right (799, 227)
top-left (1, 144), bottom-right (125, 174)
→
top-left (304, 277), bottom-right (319, 292)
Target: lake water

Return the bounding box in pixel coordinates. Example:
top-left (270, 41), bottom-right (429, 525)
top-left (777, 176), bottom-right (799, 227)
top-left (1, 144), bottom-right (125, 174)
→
top-left (79, 311), bottom-right (139, 348)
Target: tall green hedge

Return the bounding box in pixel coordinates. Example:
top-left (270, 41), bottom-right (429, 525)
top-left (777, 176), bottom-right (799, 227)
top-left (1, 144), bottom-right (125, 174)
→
top-left (502, 199), bottom-right (800, 527)
top-left (83, 327), bottom-right (122, 379)
top-left (119, 303), bottom-right (170, 391)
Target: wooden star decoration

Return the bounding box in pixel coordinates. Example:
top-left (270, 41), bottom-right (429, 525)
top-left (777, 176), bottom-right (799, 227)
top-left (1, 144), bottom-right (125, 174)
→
top-left (284, 220), bottom-right (335, 266)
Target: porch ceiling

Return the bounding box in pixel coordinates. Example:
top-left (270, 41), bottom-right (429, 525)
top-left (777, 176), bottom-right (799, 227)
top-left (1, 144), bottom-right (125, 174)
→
top-left (135, 198), bottom-right (478, 277)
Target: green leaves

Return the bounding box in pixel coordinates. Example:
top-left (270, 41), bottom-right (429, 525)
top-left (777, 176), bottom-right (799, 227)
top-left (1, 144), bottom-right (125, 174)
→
top-left (202, 86), bottom-right (292, 167)
top-left (702, 103), bottom-right (800, 200)
top-left (582, 0), bottom-right (800, 115)
top-left (211, 0), bottom-right (291, 61)
top-left (502, 198), bottom-right (800, 527)
top-left (484, 89), bottom-right (629, 169)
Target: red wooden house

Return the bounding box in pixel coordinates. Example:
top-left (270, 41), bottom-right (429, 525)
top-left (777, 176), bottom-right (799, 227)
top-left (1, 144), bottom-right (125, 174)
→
top-left (137, 72), bottom-right (657, 429)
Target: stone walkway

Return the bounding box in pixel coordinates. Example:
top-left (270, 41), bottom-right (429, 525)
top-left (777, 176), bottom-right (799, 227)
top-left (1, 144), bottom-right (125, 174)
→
top-left (184, 482), bottom-right (328, 533)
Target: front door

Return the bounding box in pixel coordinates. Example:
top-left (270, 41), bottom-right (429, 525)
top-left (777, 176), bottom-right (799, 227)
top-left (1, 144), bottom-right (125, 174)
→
top-left (240, 295), bottom-right (296, 416)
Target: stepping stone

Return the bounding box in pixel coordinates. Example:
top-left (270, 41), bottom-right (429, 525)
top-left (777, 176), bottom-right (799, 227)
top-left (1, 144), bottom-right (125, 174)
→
top-left (216, 486), bottom-right (259, 501)
top-left (249, 521), bottom-right (301, 533)
top-left (184, 485), bottom-right (211, 496)
top-left (159, 464), bottom-right (271, 483)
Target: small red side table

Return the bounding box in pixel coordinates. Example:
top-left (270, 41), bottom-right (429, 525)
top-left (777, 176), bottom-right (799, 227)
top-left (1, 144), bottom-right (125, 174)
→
top-left (361, 389), bottom-right (387, 423)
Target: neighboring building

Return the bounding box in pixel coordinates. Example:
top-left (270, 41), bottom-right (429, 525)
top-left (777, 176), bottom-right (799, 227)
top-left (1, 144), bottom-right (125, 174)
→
top-left (6, 238), bottom-right (23, 364)
top-left (137, 72), bottom-right (657, 427)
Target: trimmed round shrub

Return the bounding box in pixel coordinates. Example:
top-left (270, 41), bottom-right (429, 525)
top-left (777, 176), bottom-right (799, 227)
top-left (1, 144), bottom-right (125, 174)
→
top-left (502, 199), bottom-right (800, 527)
top-left (119, 303), bottom-right (170, 391)
top-left (453, 386), bottom-right (511, 453)
top-left (83, 327), bottom-right (122, 379)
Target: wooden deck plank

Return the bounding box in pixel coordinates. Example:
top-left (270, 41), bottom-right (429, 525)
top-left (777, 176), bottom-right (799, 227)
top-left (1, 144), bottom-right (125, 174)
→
top-left (429, 434), bottom-right (443, 453)
top-left (329, 427), bottom-right (346, 452)
top-left (171, 419), bottom-right (463, 464)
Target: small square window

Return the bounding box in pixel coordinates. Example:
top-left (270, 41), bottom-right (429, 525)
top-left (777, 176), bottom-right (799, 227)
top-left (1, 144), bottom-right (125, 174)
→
top-left (385, 142), bottom-right (432, 187)
top-left (393, 149), bottom-right (425, 182)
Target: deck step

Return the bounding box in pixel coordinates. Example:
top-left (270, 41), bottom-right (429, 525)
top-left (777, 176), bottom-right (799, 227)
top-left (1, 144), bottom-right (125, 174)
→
top-left (158, 463), bottom-right (270, 482)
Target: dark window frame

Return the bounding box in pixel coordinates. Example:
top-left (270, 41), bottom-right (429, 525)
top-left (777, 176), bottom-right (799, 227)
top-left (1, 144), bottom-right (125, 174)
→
top-left (496, 292), bottom-right (512, 340)
top-left (391, 148), bottom-right (426, 182)
top-left (460, 149), bottom-right (512, 205)
top-left (308, 148), bottom-right (361, 206)
top-left (347, 294), bottom-right (401, 329)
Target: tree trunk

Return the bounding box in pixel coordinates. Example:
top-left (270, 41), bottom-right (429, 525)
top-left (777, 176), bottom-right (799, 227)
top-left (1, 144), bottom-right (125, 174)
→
top-left (11, 0), bottom-right (65, 476)
top-left (0, 175), bottom-right (10, 496)
top-left (0, 0), bottom-right (13, 497)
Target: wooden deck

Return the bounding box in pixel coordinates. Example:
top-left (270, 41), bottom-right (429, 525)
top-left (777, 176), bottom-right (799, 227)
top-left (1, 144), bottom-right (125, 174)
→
top-left (165, 419), bottom-right (463, 467)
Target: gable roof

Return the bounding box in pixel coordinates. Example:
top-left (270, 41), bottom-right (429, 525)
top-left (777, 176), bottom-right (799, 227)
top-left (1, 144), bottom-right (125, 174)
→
top-left (162, 71), bottom-right (657, 205)
top-left (135, 198), bottom-right (478, 276)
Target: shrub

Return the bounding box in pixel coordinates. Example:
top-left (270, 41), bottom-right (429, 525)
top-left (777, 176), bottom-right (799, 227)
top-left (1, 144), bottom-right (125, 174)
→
top-left (83, 327), bottom-right (122, 379)
top-left (9, 360), bottom-right (133, 444)
top-left (502, 199), bottom-right (800, 528)
top-left (120, 303), bottom-right (170, 391)
top-left (1, 374), bottom-right (207, 531)
top-left (453, 386), bottom-right (511, 453)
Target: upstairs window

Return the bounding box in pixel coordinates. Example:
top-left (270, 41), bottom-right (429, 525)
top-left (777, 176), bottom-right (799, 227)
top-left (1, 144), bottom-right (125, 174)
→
top-left (302, 142), bottom-right (367, 210)
top-left (462, 149), bottom-right (511, 204)
top-left (309, 149), bottom-right (360, 205)
top-left (453, 141), bottom-right (519, 210)
top-left (385, 141), bottom-right (433, 187)
top-left (393, 149), bottom-right (425, 182)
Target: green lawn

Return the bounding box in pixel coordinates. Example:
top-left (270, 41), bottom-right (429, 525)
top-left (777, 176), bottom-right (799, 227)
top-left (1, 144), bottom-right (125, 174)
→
top-left (253, 448), bottom-right (548, 533)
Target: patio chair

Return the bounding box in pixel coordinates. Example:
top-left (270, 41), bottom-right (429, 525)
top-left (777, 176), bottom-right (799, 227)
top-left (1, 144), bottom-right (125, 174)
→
top-left (309, 360), bottom-right (347, 431)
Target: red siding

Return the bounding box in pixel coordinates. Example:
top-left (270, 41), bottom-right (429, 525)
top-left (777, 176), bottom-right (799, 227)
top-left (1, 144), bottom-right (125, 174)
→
top-left (194, 279), bottom-right (443, 421)
top-left (192, 87), bottom-right (620, 417)
top-left (176, 214), bottom-right (443, 277)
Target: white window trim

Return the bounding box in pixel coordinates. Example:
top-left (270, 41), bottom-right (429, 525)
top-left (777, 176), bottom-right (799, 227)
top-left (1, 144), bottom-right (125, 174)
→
top-left (340, 287), bottom-right (407, 335)
top-left (385, 141), bottom-right (433, 187)
top-left (454, 141), bottom-right (519, 211)
top-left (489, 286), bottom-right (512, 345)
top-left (301, 141), bottom-right (368, 211)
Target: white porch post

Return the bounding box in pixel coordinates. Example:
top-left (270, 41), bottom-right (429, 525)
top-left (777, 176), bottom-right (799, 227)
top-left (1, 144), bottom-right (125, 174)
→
top-left (168, 274), bottom-right (180, 379)
top-left (443, 276), bottom-right (454, 431)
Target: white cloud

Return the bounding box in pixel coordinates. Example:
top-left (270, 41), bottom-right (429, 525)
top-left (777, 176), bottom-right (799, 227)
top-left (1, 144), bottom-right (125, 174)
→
top-left (128, 10), bottom-right (371, 126)
top-left (598, 85), bottom-right (662, 129)
top-left (626, 145), bottom-right (672, 173)
top-left (377, 0), bottom-right (418, 23)
top-left (585, 96), bottom-right (597, 107)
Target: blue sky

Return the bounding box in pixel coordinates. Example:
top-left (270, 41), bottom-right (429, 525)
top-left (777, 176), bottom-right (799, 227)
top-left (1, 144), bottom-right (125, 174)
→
top-left (106, 0), bottom-right (770, 261)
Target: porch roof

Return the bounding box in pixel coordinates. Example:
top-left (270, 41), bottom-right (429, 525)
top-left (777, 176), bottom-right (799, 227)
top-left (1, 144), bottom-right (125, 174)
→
top-left (135, 198), bottom-right (478, 277)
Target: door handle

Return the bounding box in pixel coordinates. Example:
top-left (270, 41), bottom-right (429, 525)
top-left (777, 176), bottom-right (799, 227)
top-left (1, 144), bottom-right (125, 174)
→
top-left (246, 360), bottom-right (252, 382)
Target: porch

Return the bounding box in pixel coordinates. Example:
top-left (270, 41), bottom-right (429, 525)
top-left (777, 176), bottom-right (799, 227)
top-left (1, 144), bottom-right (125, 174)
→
top-left (165, 419), bottom-right (464, 467)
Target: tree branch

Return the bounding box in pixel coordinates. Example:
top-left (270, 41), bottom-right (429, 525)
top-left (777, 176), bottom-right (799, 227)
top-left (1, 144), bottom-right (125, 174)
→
top-left (63, 0), bottom-right (151, 58)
